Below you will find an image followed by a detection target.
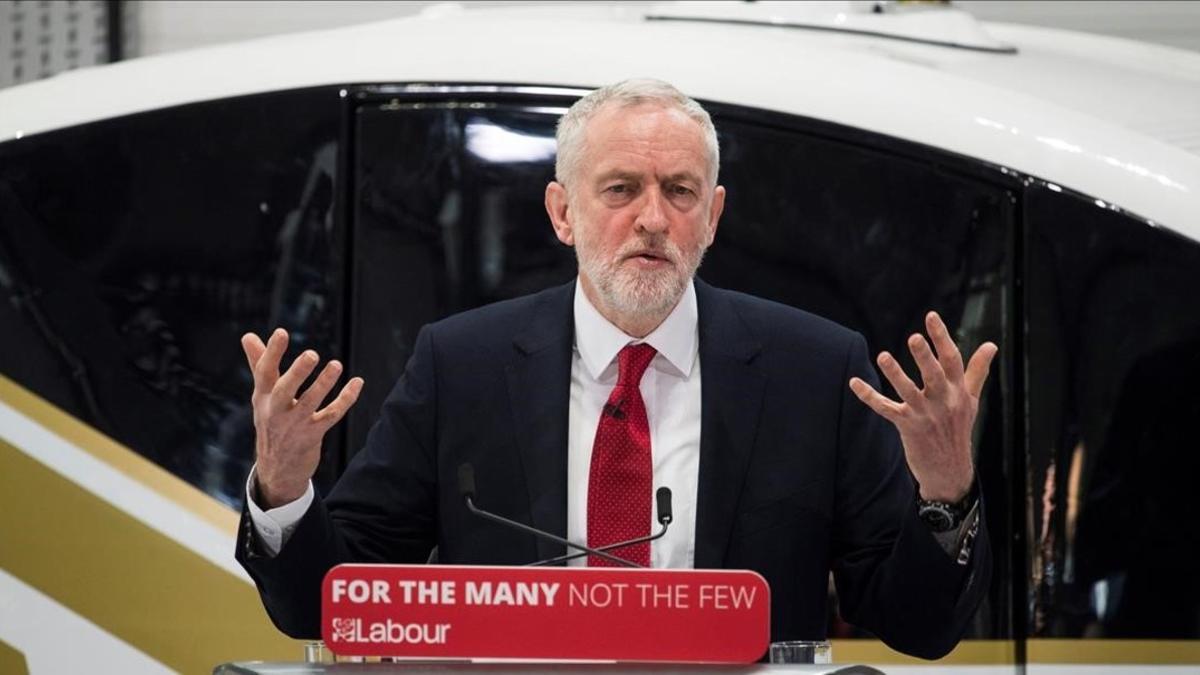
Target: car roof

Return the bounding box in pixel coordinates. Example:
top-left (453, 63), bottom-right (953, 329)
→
top-left (2, 1), bottom-right (1198, 240)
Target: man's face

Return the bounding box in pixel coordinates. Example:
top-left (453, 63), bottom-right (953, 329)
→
top-left (547, 103), bottom-right (725, 324)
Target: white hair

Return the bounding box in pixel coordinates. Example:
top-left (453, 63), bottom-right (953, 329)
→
top-left (554, 78), bottom-right (720, 188)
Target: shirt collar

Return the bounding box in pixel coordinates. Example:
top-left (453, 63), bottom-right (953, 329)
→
top-left (573, 277), bottom-right (699, 380)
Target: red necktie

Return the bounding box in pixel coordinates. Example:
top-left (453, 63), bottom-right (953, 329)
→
top-left (587, 343), bottom-right (657, 567)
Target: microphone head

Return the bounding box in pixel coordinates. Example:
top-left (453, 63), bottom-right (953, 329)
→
top-left (457, 463), bottom-right (476, 500)
top-left (656, 486), bottom-right (673, 525)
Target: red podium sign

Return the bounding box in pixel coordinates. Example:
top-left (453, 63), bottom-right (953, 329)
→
top-left (322, 564), bottom-right (770, 663)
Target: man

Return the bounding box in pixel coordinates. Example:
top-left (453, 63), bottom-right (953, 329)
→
top-left (236, 79), bottom-right (995, 659)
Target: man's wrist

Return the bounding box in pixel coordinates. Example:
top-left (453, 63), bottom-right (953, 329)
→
top-left (254, 474), bottom-right (307, 510)
top-left (918, 472), bottom-right (975, 503)
top-left (245, 466), bottom-right (315, 558)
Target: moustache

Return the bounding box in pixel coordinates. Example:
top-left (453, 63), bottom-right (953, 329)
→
top-left (616, 238), bottom-right (679, 264)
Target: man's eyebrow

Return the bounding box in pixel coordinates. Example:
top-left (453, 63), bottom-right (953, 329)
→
top-left (662, 171), bottom-right (704, 185)
top-left (593, 170), bottom-right (642, 184)
top-left (592, 170), bottom-right (705, 185)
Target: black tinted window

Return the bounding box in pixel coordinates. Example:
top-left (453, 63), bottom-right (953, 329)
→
top-left (1025, 186), bottom-right (1200, 638)
top-left (0, 88), bottom-right (343, 506)
top-left (347, 102), bottom-right (576, 450)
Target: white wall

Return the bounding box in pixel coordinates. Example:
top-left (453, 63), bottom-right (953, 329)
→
top-left (0, 0), bottom-right (111, 88)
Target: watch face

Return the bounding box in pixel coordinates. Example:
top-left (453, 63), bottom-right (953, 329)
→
top-left (919, 504), bottom-right (957, 532)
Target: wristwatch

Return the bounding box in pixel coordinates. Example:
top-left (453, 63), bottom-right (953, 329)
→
top-left (917, 482), bottom-right (977, 533)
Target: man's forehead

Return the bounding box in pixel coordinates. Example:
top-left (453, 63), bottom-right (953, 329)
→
top-left (582, 103), bottom-right (708, 176)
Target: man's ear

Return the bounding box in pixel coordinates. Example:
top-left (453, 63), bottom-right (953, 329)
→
top-left (545, 181), bottom-right (574, 246)
top-left (706, 185), bottom-right (726, 247)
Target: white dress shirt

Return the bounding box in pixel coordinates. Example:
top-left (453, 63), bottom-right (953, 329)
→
top-left (568, 279), bottom-right (701, 568)
top-left (247, 279), bottom-right (703, 565)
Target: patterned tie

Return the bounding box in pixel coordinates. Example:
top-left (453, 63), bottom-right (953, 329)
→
top-left (587, 343), bottom-right (657, 567)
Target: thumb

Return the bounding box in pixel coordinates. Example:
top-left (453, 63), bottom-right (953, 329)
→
top-left (964, 342), bottom-right (999, 398)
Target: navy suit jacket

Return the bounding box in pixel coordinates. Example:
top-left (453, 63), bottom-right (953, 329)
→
top-left (237, 279), bottom-right (990, 659)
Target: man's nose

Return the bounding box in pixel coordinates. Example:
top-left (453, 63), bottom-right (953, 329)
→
top-left (634, 188), bottom-right (669, 234)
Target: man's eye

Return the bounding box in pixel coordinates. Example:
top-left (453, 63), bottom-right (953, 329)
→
top-left (607, 184), bottom-right (628, 194)
top-left (671, 185), bottom-right (694, 196)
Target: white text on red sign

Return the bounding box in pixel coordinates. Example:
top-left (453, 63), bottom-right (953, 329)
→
top-left (330, 579), bottom-right (757, 610)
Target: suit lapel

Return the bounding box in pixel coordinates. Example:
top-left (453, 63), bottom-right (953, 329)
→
top-left (505, 282), bottom-right (575, 561)
top-left (693, 279), bottom-right (767, 569)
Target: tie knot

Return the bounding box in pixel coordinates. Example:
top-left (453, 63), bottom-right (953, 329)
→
top-left (617, 343), bottom-right (657, 387)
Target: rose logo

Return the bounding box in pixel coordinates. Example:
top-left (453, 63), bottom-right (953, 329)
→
top-left (330, 617), bottom-right (357, 642)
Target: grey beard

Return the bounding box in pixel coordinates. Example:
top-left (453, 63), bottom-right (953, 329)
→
top-left (576, 242), bottom-right (705, 325)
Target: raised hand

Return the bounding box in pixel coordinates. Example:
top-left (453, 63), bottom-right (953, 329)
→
top-left (242, 328), bottom-right (364, 508)
top-left (848, 312), bottom-right (998, 502)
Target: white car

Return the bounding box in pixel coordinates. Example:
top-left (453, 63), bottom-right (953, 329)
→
top-left (0, 2), bottom-right (1196, 673)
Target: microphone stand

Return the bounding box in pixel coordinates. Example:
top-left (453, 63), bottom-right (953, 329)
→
top-left (462, 493), bottom-right (642, 568)
top-left (460, 463), bottom-right (674, 569)
top-left (527, 518), bottom-right (670, 567)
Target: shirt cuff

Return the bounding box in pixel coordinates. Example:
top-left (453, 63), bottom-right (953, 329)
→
top-left (245, 465), bottom-right (314, 557)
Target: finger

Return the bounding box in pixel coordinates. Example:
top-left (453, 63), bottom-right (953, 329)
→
top-left (877, 351), bottom-right (923, 406)
top-left (907, 333), bottom-right (947, 395)
top-left (253, 328), bottom-right (289, 394)
top-left (849, 377), bottom-right (903, 423)
top-left (314, 377), bottom-right (364, 429)
top-left (964, 341), bottom-right (999, 398)
top-left (296, 359), bottom-right (343, 413)
top-left (241, 333), bottom-right (266, 373)
top-left (272, 349), bottom-right (320, 409)
top-left (925, 312), bottom-right (964, 383)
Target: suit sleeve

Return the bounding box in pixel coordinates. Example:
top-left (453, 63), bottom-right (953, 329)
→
top-left (830, 334), bottom-right (991, 659)
top-left (235, 325), bottom-right (441, 638)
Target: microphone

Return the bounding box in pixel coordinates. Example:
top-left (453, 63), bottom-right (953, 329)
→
top-left (457, 463), bottom-right (477, 500)
top-left (457, 463), bottom-right (649, 568)
top-left (529, 486), bottom-right (673, 567)
top-left (657, 485), bottom-right (673, 525)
